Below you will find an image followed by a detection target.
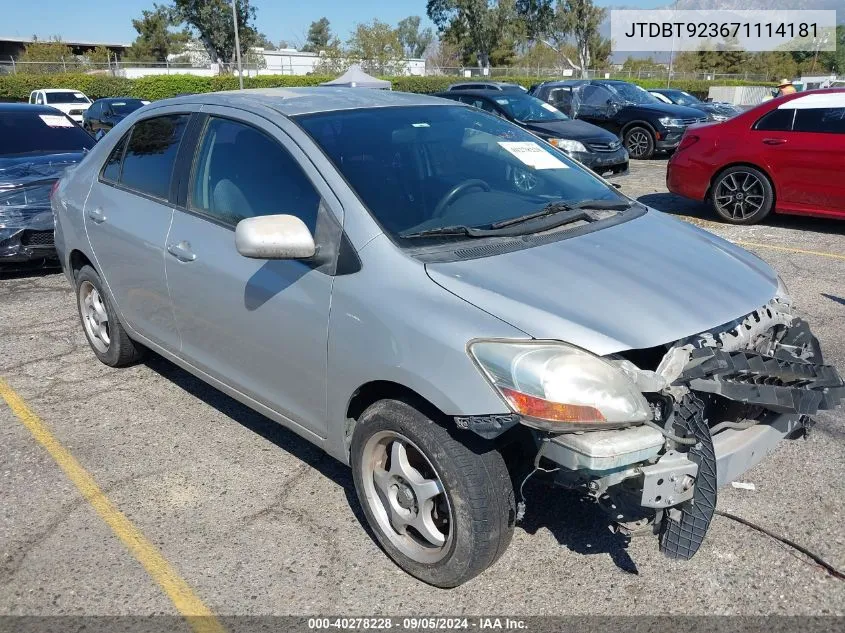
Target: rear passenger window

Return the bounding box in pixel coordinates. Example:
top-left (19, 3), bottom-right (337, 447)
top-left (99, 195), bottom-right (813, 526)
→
top-left (101, 133), bottom-right (128, 182)
top-left (190, 117), bottom-right (320, 230)
top-left (120, 114), bottom-right (189, 200)
top-left (793, 107), bottom-right (845, 134)
top-left (754, 108), bottom-right (794, 132)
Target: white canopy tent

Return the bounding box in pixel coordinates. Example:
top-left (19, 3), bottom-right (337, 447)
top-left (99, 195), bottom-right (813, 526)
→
top-left (320, 65), bottom-right (392, 90)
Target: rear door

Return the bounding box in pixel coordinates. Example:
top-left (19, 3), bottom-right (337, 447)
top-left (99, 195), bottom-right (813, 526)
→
top-left (164, 109), bottom-right (342, 437)
top-left (84, 109), bottom-right (193, 350)
top-left (751, 96), bottom-right (845, 215)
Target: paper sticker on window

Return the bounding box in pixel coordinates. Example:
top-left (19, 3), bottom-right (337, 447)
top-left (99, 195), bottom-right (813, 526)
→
top-left (39, 114), bottom-right (74, 128)
top-left (541, 102), bottom-right (558, 112)
top-left (498, 141), bottom-right (568, 169)
top-left (74, 93), bottom-right (85, 98)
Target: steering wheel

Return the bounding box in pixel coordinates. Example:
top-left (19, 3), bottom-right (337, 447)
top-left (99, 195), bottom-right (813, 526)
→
top-left (432, 179), bottom-right (491, 218)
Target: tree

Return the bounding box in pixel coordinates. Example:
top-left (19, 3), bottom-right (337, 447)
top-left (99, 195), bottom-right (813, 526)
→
top-left (558, 0), bottom-right (605, 78)
top-left (426, 0), bottom-right (516, 70)
top-left (515, 0), bottom-right (554, 40)
top-left (301, 17), bottom-right (332, 52)
top-left (17, 37), bottom-right (79, 74)
top-left (171, 0), bottom-right (260, 69)
top-left (347, 19), bottom-right (405, 75)
top-left (255, 32), bottom-right (274, 49)
top-left (397, 16), bottom-right (434, 58)
top-left (127, 4), bottom-right (191, 62)
top-left (425, 38), bottom-right (462, 73)
top-left (816, 25), bottom-right (845, 74)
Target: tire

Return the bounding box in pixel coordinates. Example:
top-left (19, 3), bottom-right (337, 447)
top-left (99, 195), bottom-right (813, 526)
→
top-left (624, 126), bottom-right (655, 159)
top-left (75, 265), bottom-right (144, 367)
top-left (350, 399), bottom-right (515, 588)
top-left (710, 165), bottom-right (774, 225)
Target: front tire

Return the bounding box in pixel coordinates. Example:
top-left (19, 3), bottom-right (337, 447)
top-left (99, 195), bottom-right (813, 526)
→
top-left (711, 166), bottom-right (774, 225)
top-left (75, 265), bottom-right (144, 367)
top-left (624, 126), bottom-right (655, 159)
top-left (350, 399), bottom-right (515, 587)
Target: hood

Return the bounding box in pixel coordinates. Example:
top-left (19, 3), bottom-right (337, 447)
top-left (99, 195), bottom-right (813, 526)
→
top-left (625, 102), bottom-right (706, 119)
top-left (0, 152), bottom-right (85, 184)
top-left (520, 118), bottom-right (618, 143)
top-left (425, 209), bottom-right (778, 356)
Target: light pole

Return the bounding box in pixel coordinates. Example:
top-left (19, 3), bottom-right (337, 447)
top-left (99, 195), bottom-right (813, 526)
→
top-left (232, 0), bottom-right (244, 90)
top-left (667, 0), bottom-right (678, 87)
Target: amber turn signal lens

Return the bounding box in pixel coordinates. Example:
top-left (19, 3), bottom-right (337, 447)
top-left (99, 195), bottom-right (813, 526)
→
top-left (500, 387), bottom-right (607, 424)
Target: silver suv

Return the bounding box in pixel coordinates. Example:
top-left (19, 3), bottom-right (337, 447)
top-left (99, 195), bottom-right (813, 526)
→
top-left (53, 88), bottom-right (843, 587)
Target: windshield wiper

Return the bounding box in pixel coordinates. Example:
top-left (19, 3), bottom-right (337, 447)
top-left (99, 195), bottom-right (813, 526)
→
top-left (401, 225), bottom-right (486, 239)
top-left (490, 198), bottom-right (631, 230)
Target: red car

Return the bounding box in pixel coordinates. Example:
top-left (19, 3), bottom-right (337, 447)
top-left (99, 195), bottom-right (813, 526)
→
top-left (667, 89), bottom-right (845, 224)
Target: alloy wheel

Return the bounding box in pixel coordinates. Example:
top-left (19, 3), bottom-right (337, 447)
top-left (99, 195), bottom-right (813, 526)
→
top-left (714, 171), bottom-right (766, 221)
top-left (625, 130), bottom-right (651, 158)
top-left (360, 430), bottom-right (453, 564)
top-left (79, 281), bottom-right (110, 353)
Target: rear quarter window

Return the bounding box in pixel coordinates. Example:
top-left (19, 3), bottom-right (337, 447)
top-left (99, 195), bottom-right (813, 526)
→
top-left (754, 108), bottom-right (795, 132)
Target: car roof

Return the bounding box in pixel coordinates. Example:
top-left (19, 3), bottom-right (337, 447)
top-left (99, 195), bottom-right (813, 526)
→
top-left (773, 88), bottom-right (845, 108)
top-left (0, 102), bottom-right (66, 114)
top-left (152, 87), bottom-right (454, 117)
top-left (436, 90), bottom-right (515, 99)
top-left (93, 97), bottom-right (144, 103)
top-left (34, 88), bottom-right (87, 93)
top-left (449, 81), bottom-right (521, 88)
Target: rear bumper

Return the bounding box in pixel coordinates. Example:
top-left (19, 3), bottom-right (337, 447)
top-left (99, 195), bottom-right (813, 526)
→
top-left (666, 153), bottom-right (711, 201)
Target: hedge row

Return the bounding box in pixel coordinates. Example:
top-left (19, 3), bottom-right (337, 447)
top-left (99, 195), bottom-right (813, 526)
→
top-left (0, 72), bottom-right (776, 103)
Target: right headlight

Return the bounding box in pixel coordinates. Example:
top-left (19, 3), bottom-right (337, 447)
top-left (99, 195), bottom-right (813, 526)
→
top-left (468, 340), bottom-right (651, 432)
top-left (547, 138), bottom-right (587, 153)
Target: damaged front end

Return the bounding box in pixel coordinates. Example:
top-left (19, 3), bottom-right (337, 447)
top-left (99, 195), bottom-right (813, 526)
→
top-left (471, 296), bottom-right (844, 560)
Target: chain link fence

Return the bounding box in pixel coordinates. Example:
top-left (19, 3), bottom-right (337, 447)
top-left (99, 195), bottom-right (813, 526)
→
top-left (0, 57), bottom-right (773, 83)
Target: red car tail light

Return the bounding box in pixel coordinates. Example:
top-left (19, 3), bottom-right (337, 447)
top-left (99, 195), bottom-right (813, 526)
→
top-left (50, 180), bottom-right (60, 199)
top-left (677, 134), bottom-right (700, 152)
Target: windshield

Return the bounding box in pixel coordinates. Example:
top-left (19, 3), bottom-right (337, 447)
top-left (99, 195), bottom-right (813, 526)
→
top-left (604, 83), bottom-right (659, 105)
top-left (493, 93), bottom-right (568, 122)
top-left (296, 105), bottom-right (624, 241)
top-left (0, 111), bottom-right (94, 156)
top-left (108, 100), bottom-right (144, 115)
top-left (667, 90), bottom-right (700, 106)
top-left (45, 91), bottom-right (90, 105)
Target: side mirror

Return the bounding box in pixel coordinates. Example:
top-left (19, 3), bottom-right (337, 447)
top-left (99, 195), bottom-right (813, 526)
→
top-left (235, 214), bottom-right (316, 260)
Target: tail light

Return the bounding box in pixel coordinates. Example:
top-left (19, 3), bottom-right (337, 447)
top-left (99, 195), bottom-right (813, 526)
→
top-left (677, 134), bottom-right (700, 152)
top-left (50, 180), bottom-right (60, 200)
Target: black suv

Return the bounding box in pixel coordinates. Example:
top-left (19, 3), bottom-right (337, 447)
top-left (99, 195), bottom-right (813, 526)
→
top-left (530, 80), bottom-right (707, 159)
top-left (436, 90), bottom-right (628, 177)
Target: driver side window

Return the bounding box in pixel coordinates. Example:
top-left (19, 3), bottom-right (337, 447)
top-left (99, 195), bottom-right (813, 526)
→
top-left (190, 116), bottom-right (321, 231)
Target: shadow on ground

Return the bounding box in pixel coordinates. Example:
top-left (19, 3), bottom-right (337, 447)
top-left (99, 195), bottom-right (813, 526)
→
top-left (144, 353), bottom-right (641, 575)
top-left (637, 192), bottom-right (845, 236)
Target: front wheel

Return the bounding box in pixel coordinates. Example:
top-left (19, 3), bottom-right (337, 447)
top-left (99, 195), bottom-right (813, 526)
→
top-left (711, 166), bottom-right (774, 225)
top-left (350, 400), bottom-right (515, 587)
top-left (624, 126), bottom-right (655, 159)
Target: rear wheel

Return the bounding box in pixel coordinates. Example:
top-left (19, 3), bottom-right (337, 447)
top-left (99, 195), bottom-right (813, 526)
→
top-left (75, 265), bottom-right (144, 367)
top-left (711, 166), bottom-right (773, 225)
top-left (350, 399), bottom-right (515, 587)
top-left (624, 126), bottom-right (655, 159)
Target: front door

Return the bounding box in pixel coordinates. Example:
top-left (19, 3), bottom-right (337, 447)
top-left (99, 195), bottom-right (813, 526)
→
top-left (84, 111), bottom-right (191, 349)
top-left (164, 111), bottom-right (340, 437)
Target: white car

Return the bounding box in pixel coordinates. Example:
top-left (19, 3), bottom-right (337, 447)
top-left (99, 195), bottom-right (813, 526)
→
top-left (28, 89), bottom-right (92, 123)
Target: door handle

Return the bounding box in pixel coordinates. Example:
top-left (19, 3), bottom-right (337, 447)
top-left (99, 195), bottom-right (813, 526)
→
top-left (87, 207), bottom-right (107, 223)
top-left (167, 241), bottom-right (197, 262)
top-left (762, 138), bottom-right (787, 145)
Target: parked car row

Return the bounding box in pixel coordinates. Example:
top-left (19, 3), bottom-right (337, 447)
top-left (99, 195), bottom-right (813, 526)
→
top-left (48, 87), bottom-right (844, 587)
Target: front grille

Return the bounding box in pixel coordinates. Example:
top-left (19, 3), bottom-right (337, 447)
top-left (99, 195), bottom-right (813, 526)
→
top-left (679, 117), bottom-right (708, 126)
top-left (20, 230), bottom-right (54, 247)
top-left (586, 140), bottom-right (622, 152)
top-left (69, 109), bottom-right (84, 115)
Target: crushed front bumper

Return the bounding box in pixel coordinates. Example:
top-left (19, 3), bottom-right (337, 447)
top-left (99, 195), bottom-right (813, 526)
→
top-left (540, 300), bottom-right (844, 559)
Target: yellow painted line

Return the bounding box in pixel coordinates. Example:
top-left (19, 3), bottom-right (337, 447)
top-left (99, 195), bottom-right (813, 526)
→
top-left (732, 241), bottom-right (845, 261)
top-left (0, 377), bottom-right (226, 633)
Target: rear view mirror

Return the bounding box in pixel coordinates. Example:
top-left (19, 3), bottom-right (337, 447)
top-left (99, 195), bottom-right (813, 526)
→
top-left (235, 214), bottom-right (316, 260)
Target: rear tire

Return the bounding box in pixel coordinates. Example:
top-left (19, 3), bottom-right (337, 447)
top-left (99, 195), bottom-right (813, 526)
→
top-left (75, 265), bottom-right (144, 367)
top-left (624, 126), bottom-right (655, 159)
top-left (350, 399), bottom-right (515, 588)
top-left (710, 166), bottom-right (774, 225)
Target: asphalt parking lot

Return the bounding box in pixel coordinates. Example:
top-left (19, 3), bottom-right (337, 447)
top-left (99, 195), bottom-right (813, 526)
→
top-left (2, 157), bottom-right (844, 620)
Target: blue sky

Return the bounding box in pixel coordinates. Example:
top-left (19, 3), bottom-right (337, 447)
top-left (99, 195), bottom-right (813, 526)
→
top-left (0, 0), bottom-right (665, 48)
